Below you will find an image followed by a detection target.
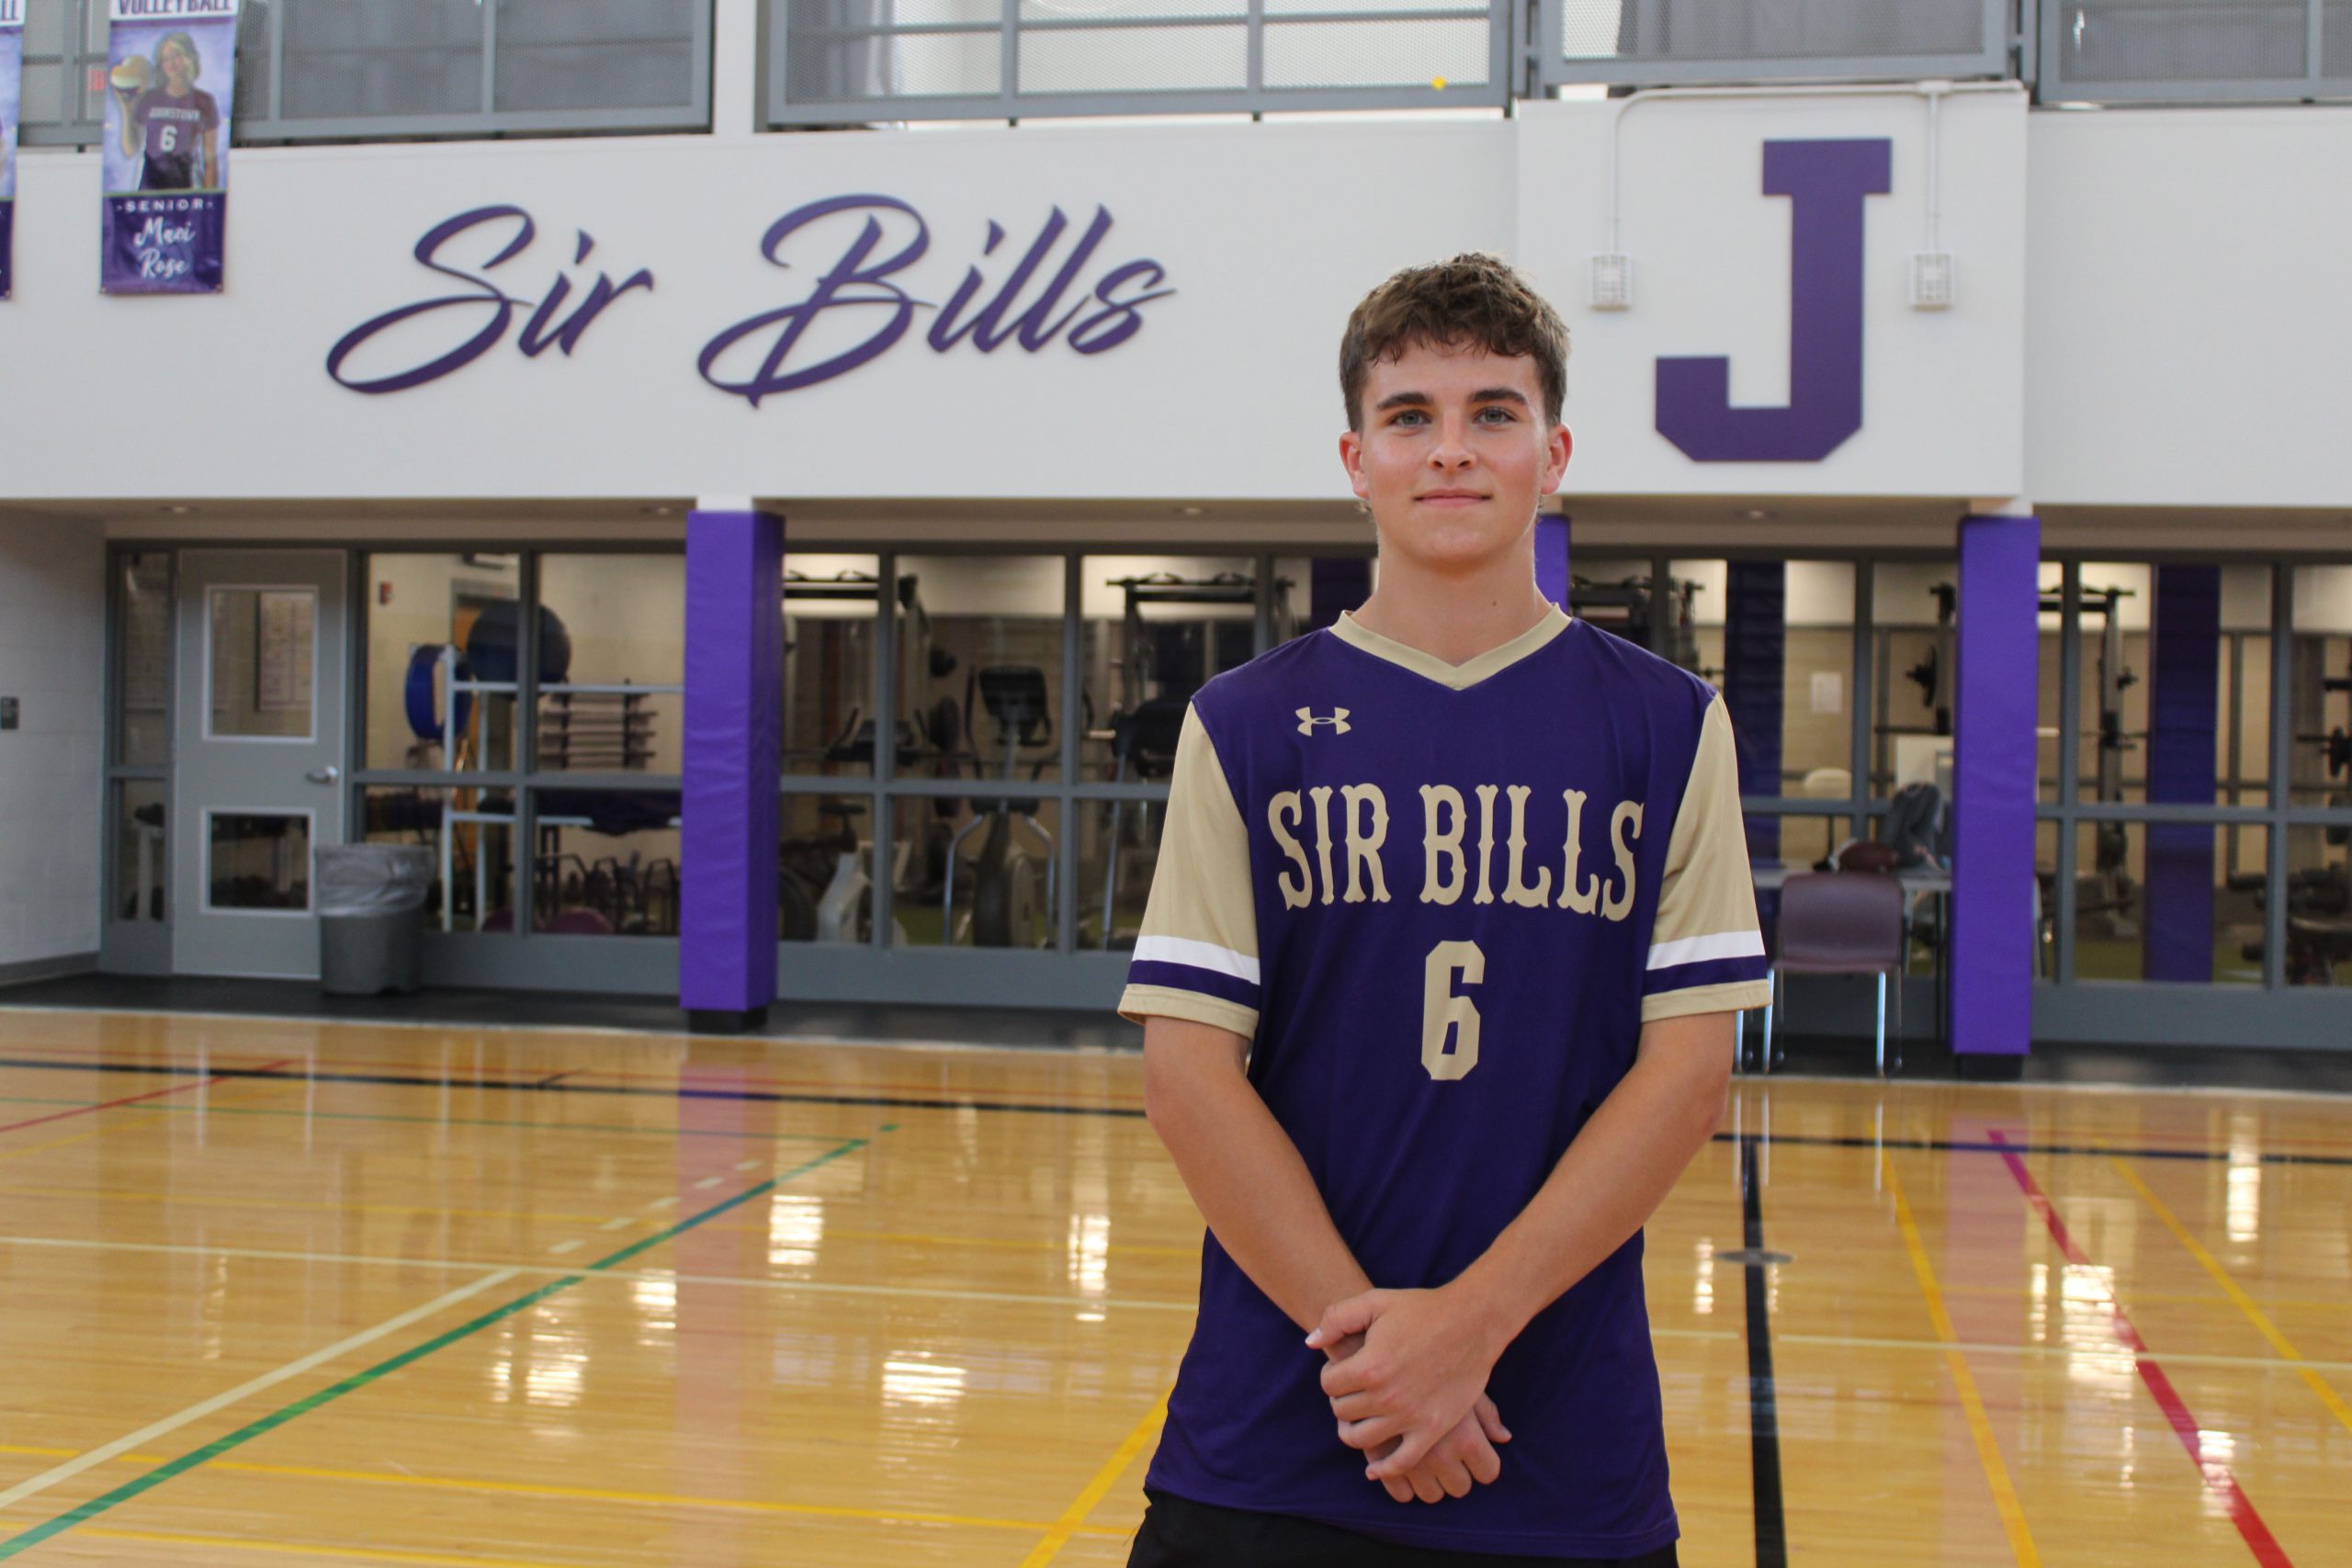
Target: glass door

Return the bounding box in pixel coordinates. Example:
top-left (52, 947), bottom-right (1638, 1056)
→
top-left (173, 551), bottom-right (347, 978)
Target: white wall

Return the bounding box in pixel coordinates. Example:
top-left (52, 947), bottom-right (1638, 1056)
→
top-left (0, 518), bottom-right (105, 971)
top-left (2027, 107), bottom-right (2352, 509)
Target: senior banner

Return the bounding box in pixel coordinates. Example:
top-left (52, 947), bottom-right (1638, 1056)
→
top-left (0, 0), bottom-right (22, 299)
top-left (101, 0), bottom-right (238, 294)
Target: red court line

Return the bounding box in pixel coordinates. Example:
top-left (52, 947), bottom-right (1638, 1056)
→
top-left (0, 1049), bottom-right (1147, 1106)
top-left (1987, 1130), bottom-right (2294, 1568)
top-left (0, 1059), bottom-right (296, 1139)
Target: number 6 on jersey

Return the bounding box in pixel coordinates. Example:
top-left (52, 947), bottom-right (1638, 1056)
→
top-left (1420, 940), bottom-right (1485, 1079)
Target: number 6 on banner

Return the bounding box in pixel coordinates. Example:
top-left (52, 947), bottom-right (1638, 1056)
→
top-left (1420, 941), bottom-right (1485, 1080)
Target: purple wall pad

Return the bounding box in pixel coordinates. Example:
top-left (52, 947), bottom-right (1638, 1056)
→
top-left (1725, 560), bottom-right (1786, 864)
top-left (2145, 565), bottom-right (2221, 982)
top-left (1310, 557), bottom-right (1372, 633)
top-left (1952, 515), bottom-right (2041, 1055)
top-left (681, 510), bottom-right (784, 1012)
top-left (1533, 515), bottom-right (1571, 608)
top-left (1657, 139), bottom-right (1892, 463)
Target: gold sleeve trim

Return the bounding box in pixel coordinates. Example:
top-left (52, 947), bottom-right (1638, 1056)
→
top-left (1651, 695), bottom-right (1765, 951)
top-left (1642, 980), bottom-right (1774, 1023)
top-left (1118, 985), bottom-right (1260, 1040)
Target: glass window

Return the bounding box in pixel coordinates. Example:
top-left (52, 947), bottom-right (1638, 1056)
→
top-left (2290, 565), bottom-right (2352, 817)
top-left (536, 553), bottom-right (684, 775)
top-left (2280, 822), bottom-right (2352, 987)
top-left (779, 792), bottom-right (883, 942)
top-left (782, 554), bottom-right (880, 779)
top-left (281, 0), bottom-right (487, 120)
top-left (1870, 560), bottom-right (1957, 806)
top-left (494, 0), bottom-right (697, 112)
top-left (361, 786), bottom-right (517, 933)
top-left (1272, 555), bottom-right (1370, 647)
top-left (117, 552), bottom-right (172, 767)
top-left (207, 811), bottom-right (311, 912)
top-left (896, 792), bottom-right (1060, 949)
top-left (116, 781), bottom-right (168, 924)
top-left (1080, 796), bottom-right (1159, 952)
top-left (365, 554), bottom-right (523, 773)
top-left (2072, 822), bottom-right (2265, 987)
top-left (208, 587), bottom-right (315, 741)
top-left (899, 555), bottom-right (1067, 784)
top-left (530, 787), bottom-right (680, 936)
top-left (1080, 556), bottom-right (1258, 778)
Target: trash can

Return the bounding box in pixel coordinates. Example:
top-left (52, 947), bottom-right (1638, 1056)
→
top-left (316, 845), bottom-right (434, 996)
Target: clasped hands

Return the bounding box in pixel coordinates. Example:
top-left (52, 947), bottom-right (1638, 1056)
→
top-left (1305, 1285), bottom-right (1512, 1506)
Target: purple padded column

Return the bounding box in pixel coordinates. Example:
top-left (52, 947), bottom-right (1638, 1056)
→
top-left (1724, 561), bottom-right (1787, 864)
top-left (1533, 514), bottom-right (1571, 607)
top-left (2144, 565), bottom-right (2221, 982)
top-left (1951, 514), bottom-right (2041, 1057)
top-left (681, 509), bottom-right (784, 1027)
top-left (1310, 557), bottom-right (1372, 633)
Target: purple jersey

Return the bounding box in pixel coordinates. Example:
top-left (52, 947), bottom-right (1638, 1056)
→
top-left (1120, 608), bottom-right (1769, 1557)
top-left (132, 87), bottom-right (218, 190)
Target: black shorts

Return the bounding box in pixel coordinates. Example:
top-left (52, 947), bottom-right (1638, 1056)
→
top-left (1126, 1488), bottom-right (1680, 1568)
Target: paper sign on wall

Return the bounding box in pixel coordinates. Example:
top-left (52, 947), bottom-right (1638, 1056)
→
top-left (102, 0), bottom-right (239, 295)
top-left (0, 0), bottom-right (23, 299)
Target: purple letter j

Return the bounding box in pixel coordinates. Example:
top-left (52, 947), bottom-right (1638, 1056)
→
top-left (1655, 139), bottom-right (1893, 464)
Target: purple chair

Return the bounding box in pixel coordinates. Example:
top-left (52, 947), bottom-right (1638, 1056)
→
top-left (1755, 871), bottom-right (1905, 1077)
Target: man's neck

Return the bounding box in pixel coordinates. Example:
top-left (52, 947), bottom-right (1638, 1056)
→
top-left (1351, 550), bottom-right (1556, 668)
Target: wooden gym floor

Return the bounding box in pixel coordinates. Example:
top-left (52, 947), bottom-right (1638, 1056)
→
top-left (0, 1007), bottom-right (2346, 1566)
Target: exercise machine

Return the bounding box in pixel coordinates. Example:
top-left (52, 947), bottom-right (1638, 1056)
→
top-left (1567, 573), bottom-right (1707, 674)
top-left (945, 666), bottom-right (1057, 948)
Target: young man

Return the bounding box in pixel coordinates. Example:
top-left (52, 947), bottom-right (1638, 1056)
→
top-left (1118, 254), bottom-right (1770, 1565)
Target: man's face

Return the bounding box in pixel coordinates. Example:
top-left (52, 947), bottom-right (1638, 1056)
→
top-left (1339, 340), bottom-right (1570, 578)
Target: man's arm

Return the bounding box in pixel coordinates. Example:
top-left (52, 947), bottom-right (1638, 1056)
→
top-left (1311, 1010), bottom-right (1734, 1479)
top-left (1144, 1013), bottom-right (1511, 1503)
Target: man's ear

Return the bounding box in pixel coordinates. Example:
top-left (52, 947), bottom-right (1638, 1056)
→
top-left (1543, 423), bottom-right (1573, 493)
top-left (1339, 429), bottom-right (1370, 501)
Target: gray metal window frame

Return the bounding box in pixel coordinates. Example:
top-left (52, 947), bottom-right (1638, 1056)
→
top-left (763, 0), bottom-right (1511, 125)
top-left (2038, 0), bottom-right (2348, 106)
top-left (1535, 0), bottom-right (2015, 90)
top-left (348, 545), bottom-right (686, 952)
top-left (100, 546), bottom-right (175, 976)
top-left (778, 545), bottom-right (1337, 968)
top-left (2035, 556), bottom-right (2352, 1004)
top-left (22, 0), bottom-right (711, 149)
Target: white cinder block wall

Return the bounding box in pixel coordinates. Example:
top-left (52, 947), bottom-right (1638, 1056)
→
top-left (0, 517), bottom-right (105, 973)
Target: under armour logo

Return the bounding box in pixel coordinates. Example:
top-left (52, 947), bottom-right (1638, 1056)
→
top-left (1296, 708), bottom-right (1351, 735)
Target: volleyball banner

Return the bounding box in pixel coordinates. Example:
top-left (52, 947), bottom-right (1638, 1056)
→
top-left (0, 0), bottom-right (23, 300)
top-left (101, 0), bottom-right (238, 295)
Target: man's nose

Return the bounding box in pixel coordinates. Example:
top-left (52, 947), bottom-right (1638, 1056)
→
top-left (1429, 418), bottom-right (1476, 467)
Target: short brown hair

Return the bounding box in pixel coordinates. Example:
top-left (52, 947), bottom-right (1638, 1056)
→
top-left (1339, 254), bottom-right (1567, 432)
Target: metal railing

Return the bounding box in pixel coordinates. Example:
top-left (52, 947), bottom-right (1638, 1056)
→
top-left (1540, 0), bottom-right (2015, 88)
top-left (2039, 0), bottom-right (2349, 104)
top-left (764, 0), bottom-right (1515, 123)
top-left (20, 0), bottom-right (710, 148)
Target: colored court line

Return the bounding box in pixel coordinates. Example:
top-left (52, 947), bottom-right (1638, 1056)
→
top-left (1987, 1131), bottom-right (2293, 1568)
top-left (0, 1137), bottom-right (870, 1560)
top-left (0, 1269), bottom-right (520, 1515)
top-left (6, 1055), bottom-right (2350, 1166)
top-left (76, 1527), bottom-right (601, 1568)
top-left (0, 1446), bottom-right (1125, 1540)
top-left (1735, 1134), bottom-right (1787, 1568)
top-left (1016, 1393), bottom-right (1169, 1568)
top-left (1879, 1148), bottom-right (2041, 1568)
top-left (2108, 1154), bottom-right (2352, 1439)
top-left (0, 1056), bottom-right (290, 1140)
top-left (0, 1094), bottom-right (855, 1144)
top-left (0, 1181), bottom-right (677, 1228)
top-left (0, 1055), bottom-right (1148, 1121)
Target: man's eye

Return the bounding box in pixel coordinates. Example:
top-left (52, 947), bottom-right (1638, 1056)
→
top-left (1476, 407), bottom-right (1516, 423)
top-left (1391, 411), bottom-right (1427, 427)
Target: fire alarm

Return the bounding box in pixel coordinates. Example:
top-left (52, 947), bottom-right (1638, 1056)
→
top-left (379, 582), bottom-right (394, 605)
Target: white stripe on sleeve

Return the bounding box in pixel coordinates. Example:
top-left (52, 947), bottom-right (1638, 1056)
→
top-left (1132, 935), bottom-right (1261, 985)
top-left (1645, 930), bottom-right (1768, 971)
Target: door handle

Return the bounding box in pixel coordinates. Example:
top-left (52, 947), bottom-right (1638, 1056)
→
top-left (306, 766), bottom-right (342, 785)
